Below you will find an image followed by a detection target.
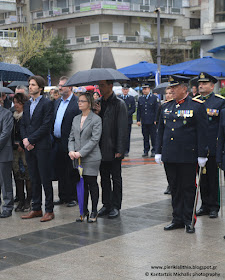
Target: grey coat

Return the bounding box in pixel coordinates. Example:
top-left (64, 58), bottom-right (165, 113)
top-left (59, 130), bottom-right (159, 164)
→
top-left (68, 110), bottom-right (102, 167)
top-left (0, 106), bottom-right (13, 163)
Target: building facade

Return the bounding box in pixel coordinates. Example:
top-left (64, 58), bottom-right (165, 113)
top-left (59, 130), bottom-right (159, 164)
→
top-left (0, 0), bottom-right (198, 74)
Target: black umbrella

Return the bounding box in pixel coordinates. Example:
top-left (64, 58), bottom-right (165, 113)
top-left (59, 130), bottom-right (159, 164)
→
top-left (153, 82), bottom-right (169, 95)
top-left (0, 62), bottom-right (33, 82)
top-left (7, 81), bottom-right (29, 88)
top-left (64, 68), bottom-right (130, 87)
top-left (0, 87), bottom-right (14, 94)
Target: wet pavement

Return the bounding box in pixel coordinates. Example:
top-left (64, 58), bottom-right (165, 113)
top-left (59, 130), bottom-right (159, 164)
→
top-left (0, 125), bottom-right (225, 280)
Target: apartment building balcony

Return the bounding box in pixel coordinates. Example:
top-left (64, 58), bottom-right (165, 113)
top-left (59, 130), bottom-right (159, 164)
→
top-left (0, 0), bottom-right (16, 13)
top-left (31, 1), bottom-right (184, 24)
top-left (0, 29), bottom-right (17, 47)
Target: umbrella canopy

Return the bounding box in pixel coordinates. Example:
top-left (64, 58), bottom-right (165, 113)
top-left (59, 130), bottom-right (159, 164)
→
top-left (118, 61), bottom-right (166, 78)
top-left (0, 87), bottom-right (14, 94)
top-left (161, 56), bottom-right (225, 77)
top-left (7, 80), bottom-right (29, 88)
top-left (0, 62), bottom-right (34, 82)
top-left (64, 68), bottom-right (129, 87)
top-left (153, 82), bottom-right (169, 95)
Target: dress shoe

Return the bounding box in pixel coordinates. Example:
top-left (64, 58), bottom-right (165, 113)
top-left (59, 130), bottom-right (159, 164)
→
top-left (53, 199), bottom-right (65, 205)
top-left (142, 152), bottom-right (148, 157)
top-left (21, 210), bottom-right (43, 219)
top-left (108, 208), bottom-right (120, 219)
top-left (196, 208), bottom-right (209, 216)
top-left (76, 211), bottom-right (89, 222)
top-left (150, 152), bottom-right (155, 157)
top-left (0, 210), bottom-right (12, 218)
top-left (15, 201), bottom-right (25, 212)
top-left (23, 199), bottom-right (31, 212)
top-left (164, 222), bottom-right (185, 231)
top-left (164, 186), bottom-right (171, 195)
top-left (209, 210), bottom-right (218, 218)
top-left (40, 212), bottom-right (55, 222)
top-left (66, 200), bottom-right (77, 207)
top-left (88, 212), bottom-right (98, 223)
top-left (186, 225), bottom-right (195, 234)
top-left (98, 206), bottom-right (110, 217)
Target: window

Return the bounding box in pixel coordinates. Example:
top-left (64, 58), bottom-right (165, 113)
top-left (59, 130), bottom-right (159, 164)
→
top-left (190, 18), bottom-right (200, 29)
top-left (215, 0), bottom-right (225, 22)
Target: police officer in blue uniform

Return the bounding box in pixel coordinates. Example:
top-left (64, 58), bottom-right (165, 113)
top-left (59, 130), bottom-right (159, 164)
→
top-left (195, 72), bottom-right (225, 218)
top-left (118, 84), bottom-right (136, 156)
top-left (137, 83), bottom-right (159, 157)
top-left (155, 75), bottom-right (208, 233)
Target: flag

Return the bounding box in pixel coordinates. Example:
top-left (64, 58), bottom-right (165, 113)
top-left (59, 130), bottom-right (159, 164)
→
top-left (47, 69), bottom-right (51, 86)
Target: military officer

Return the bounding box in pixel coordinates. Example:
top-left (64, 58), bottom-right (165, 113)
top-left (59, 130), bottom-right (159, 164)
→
top-left (118, 84), bottom-right (136, 156)
top-left (194, 72), bottom-right (225, 219)
top-left (137, 83), bottom-right (159, 157)
top-left (155, 75), bottom-right (208, 234)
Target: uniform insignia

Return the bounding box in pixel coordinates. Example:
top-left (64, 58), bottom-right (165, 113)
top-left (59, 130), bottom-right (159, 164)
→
top-left (192, 98), bottom-right (203, 103)
top-left (200, 73), bottom-right (205, 79)
top-left (163, 99), bottom-right (173, 104)
top-left (215, 94), bottom-right (225, 99)
top-left (169, 76), bottom-right (174, 82)
top-left (193, 95), bottom-right (201, 99)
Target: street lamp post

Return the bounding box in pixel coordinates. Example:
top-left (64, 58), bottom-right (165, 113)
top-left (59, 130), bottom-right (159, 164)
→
top-left (156, 0), bottom-right (161, 85)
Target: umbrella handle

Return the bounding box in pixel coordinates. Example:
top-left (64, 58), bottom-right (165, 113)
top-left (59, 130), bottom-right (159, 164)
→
top-left (78, 158), bottom-right (81, 166)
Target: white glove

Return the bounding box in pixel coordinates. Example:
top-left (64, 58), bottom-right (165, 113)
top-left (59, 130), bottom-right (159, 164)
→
top-left (155, 154), bottom-right (162, 165)
top-left (198, 157), bottom-right (208, 167)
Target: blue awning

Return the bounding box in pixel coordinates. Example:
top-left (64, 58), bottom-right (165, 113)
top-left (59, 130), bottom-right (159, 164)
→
top-left (207, 45), bottom-right (225, 53)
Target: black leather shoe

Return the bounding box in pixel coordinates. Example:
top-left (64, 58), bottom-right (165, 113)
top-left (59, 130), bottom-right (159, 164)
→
top-left (53, 199), bottom-right (65, 205)
top-left (67, 200), bottom-right (77, 207)
top-left (108, 209), bottom-right (120, 219)
top-left (0, 210), bottom-right (12, 218)
top-left (150, 153), bottom-right (155, 157)
top-left (186, 225), bottom-right (195, 234)
top-left (142, 152), bottom-right (148, 157)
top-left (164, 222), bottom-right (185, 231)
top-left (196, 208), bottom-right (209, 216)
top-left (98, 206), bottom-right (110, 217)
top-left (164, 186), bottom-right (171, 195)
top-left (209, 210), bottom-right (218, 218)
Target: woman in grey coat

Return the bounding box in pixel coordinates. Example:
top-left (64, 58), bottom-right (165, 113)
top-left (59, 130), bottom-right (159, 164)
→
top-left (68, 92), bottom-right (102, 222)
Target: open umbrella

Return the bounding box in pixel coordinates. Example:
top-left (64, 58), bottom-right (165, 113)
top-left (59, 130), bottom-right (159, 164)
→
top-left (0, 87), bottom-right (14, 94)
top-left (0, 62), bottom-right (33, 82)
top-left (76, 158), bottom-right (84, 219)
top-left (153, 82), bottom-right (169, 95)
top-left (7, 81), bottom-right (29, 88)
top-left (64, 68), bottom-right (129, 87)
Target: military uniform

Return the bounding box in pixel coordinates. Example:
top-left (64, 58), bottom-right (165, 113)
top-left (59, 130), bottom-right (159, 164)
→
top-left (195, 73), bottom-right (225, 217)
top-left (137, 89), bottom-right (159, 156)
top-left (118, 93), bottom-right (135, 154)
top-left (156, 75), bottom-right (208, 233)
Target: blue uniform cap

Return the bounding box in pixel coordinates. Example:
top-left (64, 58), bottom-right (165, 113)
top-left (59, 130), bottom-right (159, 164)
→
top-left (168, 75), bottom-right (190, 86)
top-left (197, 72), bottom-right (218, 84)
top-left (141, 83), bottom-right (150, 88)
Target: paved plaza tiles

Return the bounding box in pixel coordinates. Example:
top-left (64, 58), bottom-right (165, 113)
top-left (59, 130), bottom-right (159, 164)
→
top-left (0, 125), bottom-right (225, 280)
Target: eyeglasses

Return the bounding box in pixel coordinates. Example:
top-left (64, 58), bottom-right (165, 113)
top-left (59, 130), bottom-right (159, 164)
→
top-left (78, 100), bottom-right (88, 103)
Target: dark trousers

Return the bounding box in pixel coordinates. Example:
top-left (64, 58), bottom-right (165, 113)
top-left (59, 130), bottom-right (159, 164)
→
top-left (164, 162), bottom-right (197, 225)
top-left (141, 124), bottom-right (156, 153)
top-left (126, 124), bottom-right (132, 153)
top-left (83, 175), bottom-right (99, 213)
top-left (54, 140), bottom-right (77, 202)
top-left (0, 162), bottom-right (13, 211)
top-left (25, 149), bottom-right (53, 213)
top-left (100, 159), bottom-right (122, 210)
top-left (200, 156), bottom-right (219, 212)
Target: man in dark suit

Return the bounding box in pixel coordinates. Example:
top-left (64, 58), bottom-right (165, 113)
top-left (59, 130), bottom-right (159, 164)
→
top-left (53, 76), bottom-right (80, 207)
top-left (137, 83), bottom-right (159, 157)
top-left (20, 76), bottom-right (54, 222)
top-left (0, 96), bottom-right (14, 218)
top-left (118, 83), bottom-right (136, 157)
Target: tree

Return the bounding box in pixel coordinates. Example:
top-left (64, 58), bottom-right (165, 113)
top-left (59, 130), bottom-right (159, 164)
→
top-left (0, 25), bottom-right (52, 65)
top-left (24, 36), bottom-right (73, 80)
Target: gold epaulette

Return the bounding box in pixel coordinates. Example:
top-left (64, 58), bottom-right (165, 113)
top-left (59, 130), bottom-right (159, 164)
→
top-left (215, 94), bottom-right (225, 99)
top-left (193, 95), bottom-right (201, 99)
top-left (192, 97), bottom-right (203, 103)
top-left (163, 99), bottom-right (173, 104)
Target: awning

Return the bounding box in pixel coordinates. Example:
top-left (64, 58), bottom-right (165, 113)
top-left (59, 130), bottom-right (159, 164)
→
top-left (207, 45), bottom-right (225, 53)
